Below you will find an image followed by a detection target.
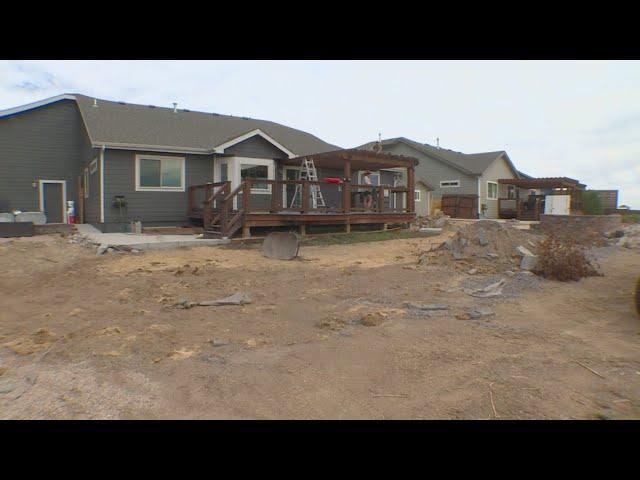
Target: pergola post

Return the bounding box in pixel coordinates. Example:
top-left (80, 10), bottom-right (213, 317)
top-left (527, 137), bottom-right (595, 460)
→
top-left (342, 157), bottom-right (351, 213)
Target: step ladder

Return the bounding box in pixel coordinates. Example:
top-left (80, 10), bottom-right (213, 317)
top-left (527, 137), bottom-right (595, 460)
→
top-left (290, 157), bottom-right (326, 209)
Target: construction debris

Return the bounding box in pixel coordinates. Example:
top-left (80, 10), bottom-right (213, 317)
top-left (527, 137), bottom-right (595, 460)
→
top-left (419, 227), bottom-right (443, 236)
top-left (262, 232), bottom-right (300, 260)
top-left (418, 220), bottom-right (542, 275)
top-left (516, 245), bottom-right (538, 271)
top-left (469, 307), bottom-right (495, 319)
top-left (176, 292), bottom-right (252, 309)
top-left (403, 302), bottom-right (449, 311)
top-left (417, 211), bottom-right (451, 229)
top-left (463, 278), bottom-right (506, 298)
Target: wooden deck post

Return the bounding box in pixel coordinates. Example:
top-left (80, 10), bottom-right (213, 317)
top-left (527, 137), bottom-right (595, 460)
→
top-left (242, 224), bottom-right (251, 238)
top-left (342, 158), bottom-right (351, 213)
top-left (270, 179), bottom-right (280, 213)
top-left (242, 179), bottom-right (251, 212)
top-left (407, 166), bottom-right (415, 213)
top-left (377, 185), bottom-right (384, 212)
top-left (302, 182), bottom-right (310, 213)
top-left (299, 223), bottom-right (306, 236)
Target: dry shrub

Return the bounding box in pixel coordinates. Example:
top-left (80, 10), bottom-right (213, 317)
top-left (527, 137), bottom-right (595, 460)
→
top-left (534, 235), bottom-right (602, 281)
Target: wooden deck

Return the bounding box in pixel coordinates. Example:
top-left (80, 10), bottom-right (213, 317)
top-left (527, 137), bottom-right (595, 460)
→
top-left (188, 179), bottom-right (415, 238)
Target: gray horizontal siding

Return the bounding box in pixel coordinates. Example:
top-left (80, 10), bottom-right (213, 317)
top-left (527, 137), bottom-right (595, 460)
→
top-left (379, 143), bottom-right (478, 198)
top-left (104, 149), bottom-right (214, 224)
top-left (0, 100), bottom-right (92, 214)
top-left (223, 135), bottom-right (288, 159)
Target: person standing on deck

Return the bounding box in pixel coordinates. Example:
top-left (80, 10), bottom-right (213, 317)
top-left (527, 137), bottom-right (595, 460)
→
top-left (362, 170), bottom-right (373, 210)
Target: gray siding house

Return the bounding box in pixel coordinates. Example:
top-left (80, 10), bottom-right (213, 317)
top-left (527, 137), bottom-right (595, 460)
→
top-left (359, 137), bottom-right (521, 218)
top-left (1, 94), bottom-right (345, 232)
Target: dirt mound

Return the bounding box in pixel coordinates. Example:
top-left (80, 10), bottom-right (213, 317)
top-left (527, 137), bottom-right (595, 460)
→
top-left (419, 220), bottom-right (541, 273)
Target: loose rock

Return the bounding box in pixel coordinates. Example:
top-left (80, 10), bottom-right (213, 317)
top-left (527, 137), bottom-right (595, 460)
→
top-left (360, 312), bottom-right (388, 326)
top-left (463, 278), bottom-right (506, 298)
top-left (469, 307), bottom-right (495, 319)
top-left (176, 292), bottom-right (252, 309)
top-left (403, 302), bottom-right (449, 311)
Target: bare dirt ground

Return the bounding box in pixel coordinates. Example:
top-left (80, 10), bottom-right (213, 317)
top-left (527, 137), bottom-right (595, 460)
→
top-left (1, 231), bottom-right (639, 419)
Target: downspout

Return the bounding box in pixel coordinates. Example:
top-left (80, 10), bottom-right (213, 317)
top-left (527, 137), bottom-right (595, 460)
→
top-left (477, 176), bottom-right (481, 219)
top-left (99, 145), bottom-right (106, 224)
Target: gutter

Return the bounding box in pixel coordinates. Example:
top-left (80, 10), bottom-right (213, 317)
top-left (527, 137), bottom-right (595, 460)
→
top-left (93, 142), bottom-right (210, 155)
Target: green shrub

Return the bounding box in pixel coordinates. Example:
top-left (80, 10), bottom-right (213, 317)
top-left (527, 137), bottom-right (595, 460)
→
top-left (581, 191), bottom-right (603, 215)
top-left (622, 214), bottom-right (640, 224)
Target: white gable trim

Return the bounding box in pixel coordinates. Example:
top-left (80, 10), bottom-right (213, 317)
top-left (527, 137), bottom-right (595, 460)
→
top-left (212, 128), bottom-right (296, 158)
top-left (0, 94), bottom-right (77, 118)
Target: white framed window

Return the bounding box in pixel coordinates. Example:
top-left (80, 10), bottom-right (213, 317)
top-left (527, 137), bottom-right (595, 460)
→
top-left (414, 189), bottom-right (421, 201)
top-left (83, 168), bottom-right (89, 198)
top-left (440, 180), bottom-right (460, 188)
top-left (135, 155), bottom-right (185, 192)
top-left (487, 181), bottom-right (499, 200)
top-left (89, 158), bottom-right (98, 175)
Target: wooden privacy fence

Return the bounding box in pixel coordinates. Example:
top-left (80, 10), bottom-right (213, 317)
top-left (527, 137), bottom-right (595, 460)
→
top-left (441, 194), bottom-right (478, 219)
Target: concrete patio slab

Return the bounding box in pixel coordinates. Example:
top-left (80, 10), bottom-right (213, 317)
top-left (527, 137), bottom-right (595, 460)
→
top-left (75, 224), bottom-right (229, 251)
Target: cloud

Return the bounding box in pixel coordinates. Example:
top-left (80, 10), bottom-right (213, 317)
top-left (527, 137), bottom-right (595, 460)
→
top-left (1, 60), bottom-right (639, 207)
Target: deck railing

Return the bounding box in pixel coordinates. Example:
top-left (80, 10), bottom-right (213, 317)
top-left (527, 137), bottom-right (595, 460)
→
top-left (189, 179), bottom-right (412, 219)
top-left (498, 197), bottom-right (541, 220)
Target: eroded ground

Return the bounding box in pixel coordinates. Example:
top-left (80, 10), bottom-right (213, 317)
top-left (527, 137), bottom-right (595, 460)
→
top-left (0, 232), bottom-right (639, 419)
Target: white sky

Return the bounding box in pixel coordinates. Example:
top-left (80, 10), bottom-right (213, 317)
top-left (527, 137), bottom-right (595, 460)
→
top-left (1, 60), bottom-right (638, 207)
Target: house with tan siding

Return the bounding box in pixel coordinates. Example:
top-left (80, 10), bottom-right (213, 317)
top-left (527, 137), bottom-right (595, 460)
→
top-left (359, 137), bottom-right (521, 219)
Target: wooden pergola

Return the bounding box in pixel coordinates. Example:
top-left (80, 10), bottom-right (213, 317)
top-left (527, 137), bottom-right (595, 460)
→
top-left (497, 177), bottom-right (586, 220)
top-left (281, 148), bottom-right (419, 215)
top-left (497, 177), bottom-right (586, 190)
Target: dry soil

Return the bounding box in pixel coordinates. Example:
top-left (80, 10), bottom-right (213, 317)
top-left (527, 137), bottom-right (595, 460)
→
top-left (0, 231), bottom-right (638, 419)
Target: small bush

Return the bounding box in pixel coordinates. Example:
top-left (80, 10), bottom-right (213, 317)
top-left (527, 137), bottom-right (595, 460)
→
top-left (534, 235), bottom-right (602, 281)
top-left (622, 214), bottom-right (640, 224)
top-left (581, 191), bottom-right (603, 215)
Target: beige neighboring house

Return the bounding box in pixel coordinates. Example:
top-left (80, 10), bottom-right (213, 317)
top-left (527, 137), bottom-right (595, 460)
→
top-left (359, 137), bottom-right (521, 219)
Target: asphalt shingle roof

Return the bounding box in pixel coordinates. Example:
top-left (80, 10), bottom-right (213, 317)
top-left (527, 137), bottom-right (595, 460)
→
top-left (72, 94), bottom-right (340, 156)
top-left (359, 136), bottom-right (514, 176)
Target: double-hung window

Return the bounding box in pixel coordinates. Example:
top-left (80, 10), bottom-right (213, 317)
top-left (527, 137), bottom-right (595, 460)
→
top-left (136, 155), bottom-right (185, 191)
top-left (487, 181), bottom-right (499, 200)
